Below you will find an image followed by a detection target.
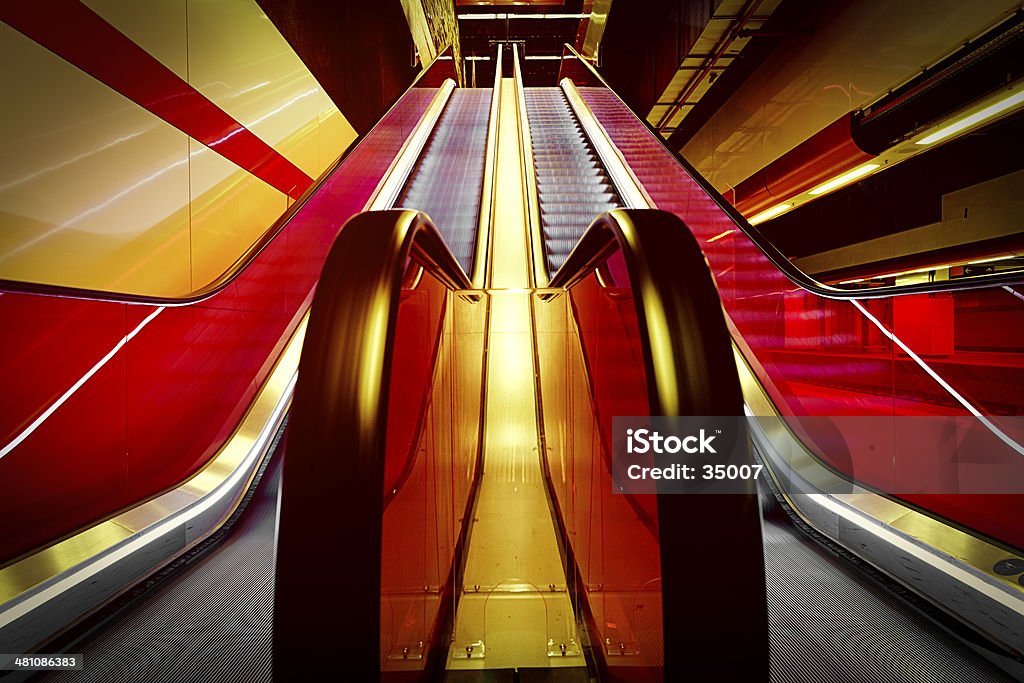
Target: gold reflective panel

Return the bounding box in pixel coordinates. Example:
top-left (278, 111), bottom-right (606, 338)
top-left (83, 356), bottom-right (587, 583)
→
top-left (188, 137), bottom-right (287, 288)
top-left (471, 44), bottom-right (502, 288)
top-left (82, 0), bottom-right (188, 77)
top-left (186, 0), bottom-right (351, 180)
top-left (511, 45), bottom-right (546, 287)
top-left (0, 23), bottom-right (192, 296)
top-left (580, 0), bottom-right (613, 60)
top-left (0, 0), bottom-right (355, 297)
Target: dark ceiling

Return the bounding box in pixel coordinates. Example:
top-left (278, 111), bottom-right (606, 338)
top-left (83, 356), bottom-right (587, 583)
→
top-left (456, 0), bottom-right (585, 87)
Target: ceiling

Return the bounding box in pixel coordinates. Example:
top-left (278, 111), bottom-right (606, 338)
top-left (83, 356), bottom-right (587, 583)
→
top-left (450, 0), bottom-right (1024, 264)
top-left (456, 0), bottom-right (589, 86)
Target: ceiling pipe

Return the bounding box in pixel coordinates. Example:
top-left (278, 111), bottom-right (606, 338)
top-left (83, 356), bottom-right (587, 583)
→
top-left (732, 114), bottom-right (875, 218)
top-left (730, 12), bottom-right (1024, 222)
top-left (654, 0), bottom-right (766, 132)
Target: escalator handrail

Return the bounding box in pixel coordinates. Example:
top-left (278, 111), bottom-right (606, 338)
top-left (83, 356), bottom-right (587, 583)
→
top-left (367, 81), bottom-right (456, 211)
top-left (0, 44), bottom-right (458, 306)
top-left (549, 208), bottom-right (744, 427)
top-left (471, 43), bottom-right (503, 287)
top-left (273, 209), bottom-right (472, 678)
top-left (544, 208), bottom-right (770, 679)
top-left (512, 44), bottom-right (548, 288)
top-left (558, 43), bottom-right (1024, 299)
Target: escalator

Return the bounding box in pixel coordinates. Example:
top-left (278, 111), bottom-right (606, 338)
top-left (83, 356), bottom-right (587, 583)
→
top-left (273, 44), bottom-right (1023, 682)
top-left (398, 87), bottom-right (493, 277)
top-left (13, 42), bottom-right (1023, 683)
top-left (523, 88), bottom-right (621, 273)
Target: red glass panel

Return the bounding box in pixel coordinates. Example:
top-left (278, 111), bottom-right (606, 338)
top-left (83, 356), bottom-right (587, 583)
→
top-left (379, 273), bottom-right (485, 674)
top-left (575, 85), bottom-right (1024, 551)
top-left (535, 257), bottom-right (664, 681)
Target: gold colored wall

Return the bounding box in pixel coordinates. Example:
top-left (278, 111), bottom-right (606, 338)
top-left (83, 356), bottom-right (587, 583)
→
top-left (0, 0), bottom-right (356, 296)
top-left (680, 0), bottom-right (1020, 193)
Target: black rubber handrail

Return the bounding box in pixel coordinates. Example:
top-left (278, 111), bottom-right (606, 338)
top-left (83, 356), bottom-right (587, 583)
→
top-left (273, 209), bottom-right (473, 679)
top-left (559, 43), bottom-right (1024, 299)
top-left (545, 208), bottom-right (770, 680)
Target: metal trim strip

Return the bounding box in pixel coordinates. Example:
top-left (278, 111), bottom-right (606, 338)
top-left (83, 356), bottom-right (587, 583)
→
top-left (511, 45), bottom-right (547, 288)
top-left (470, 44), bottom-right (502, 288)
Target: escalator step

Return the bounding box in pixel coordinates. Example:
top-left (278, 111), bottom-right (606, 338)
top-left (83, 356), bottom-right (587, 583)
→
top-left (397, 88), bottom-right (492, 275)
top-left (525, 88), bottom-right (623, 274)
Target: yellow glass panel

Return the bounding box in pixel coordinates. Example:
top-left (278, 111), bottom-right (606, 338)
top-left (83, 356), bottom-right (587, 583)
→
top-left (0, 23), bottom-right (191, 295)
top-left (83, 0), bottom-right (187, 78)
top-left (187, 0), bottom-right (323, 178)
top-left (318, 99), bottom-right (357, 174)
top-left (188, 138), bottom-right (285, 289)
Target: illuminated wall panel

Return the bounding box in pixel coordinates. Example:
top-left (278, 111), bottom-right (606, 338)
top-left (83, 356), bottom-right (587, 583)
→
top-left (317, 98), bottom-right (357, 172)
top-left (0, 0), bottom-right (356, 297)
top-left (188, 139), bottom-right (286, 289)
top-left (81, 0), bottom-right (188, 77)
top-left (0, 22), bottom-right (192, 295)
top-left (188, 0), bottom-right (323, 178)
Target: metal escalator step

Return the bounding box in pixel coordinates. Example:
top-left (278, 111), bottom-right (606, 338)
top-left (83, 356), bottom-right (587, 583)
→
top-left (541, 213), bottom-right (609, 228)
top-left (525, 87), bottom-right (623, 273)
top-left (397, 88), bottom-right (492, 275)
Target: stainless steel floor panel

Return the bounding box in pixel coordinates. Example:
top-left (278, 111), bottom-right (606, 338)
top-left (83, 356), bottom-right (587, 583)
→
top-left (37, 451), bottom-right (282, 683)
top-left (761, 514), bottom-right (1017, 683)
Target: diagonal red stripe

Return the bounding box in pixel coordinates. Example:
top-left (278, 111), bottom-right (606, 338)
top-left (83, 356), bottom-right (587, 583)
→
top-left (1, 0), bottom-right (314, 199)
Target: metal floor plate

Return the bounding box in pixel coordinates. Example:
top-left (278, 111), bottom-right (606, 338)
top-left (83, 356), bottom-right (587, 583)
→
top-left (762, 513), bottom-right (1017, 683)
top-left (37, 451), bottom-right (281, 683)
top-left (30, 455), bottom-right (1020, 682)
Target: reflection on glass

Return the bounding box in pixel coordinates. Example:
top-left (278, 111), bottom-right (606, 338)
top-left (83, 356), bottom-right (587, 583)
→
top-left (535, 251), bottom-right (664, 681)
top-left (570, 77), bottom-right (1024, 551)
top-left (380, 270), bottom-right (485, 674)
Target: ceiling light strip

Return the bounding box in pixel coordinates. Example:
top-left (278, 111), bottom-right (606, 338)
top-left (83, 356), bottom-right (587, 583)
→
top-left (807, 164), bottom-right (879, 196)
top-left (458, 13), bottom-right (590, 21)
top-left (748, 203), bottom-right (792, 225)
top-left (916, 87), bottom-right (1024, 146)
